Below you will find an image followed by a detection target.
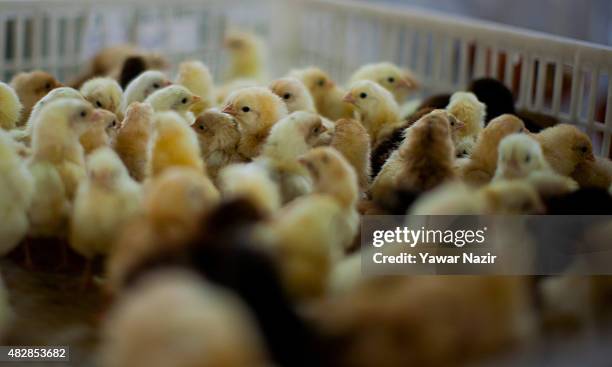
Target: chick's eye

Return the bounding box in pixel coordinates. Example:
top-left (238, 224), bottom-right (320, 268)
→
top-left (317, 79), bottom-right (325, 87)
top-left (450, 121), bottom-right (455, 126)
top-left (359, 92), bottom-right (367, 99)
top-left (525, 154), bottom-right (531, 163)
top-left (181, 98), bottom-right (188, 104)
top-left (96, 101), bottom-right (102, 108)
top-left (153, 83), bottom-right (161, 89)
top-left (242, 106), bottom-right (250, 113)
top-left (45, 82), bottom-right (52, 89)
top-left (387, 77), bottom-right (395, 83)
top-left (199, 125), bottom-right (205, 130)
top-left (581, 146), bottom-right (588, 153)
top-left (283, 93), bottom-right (292, 100)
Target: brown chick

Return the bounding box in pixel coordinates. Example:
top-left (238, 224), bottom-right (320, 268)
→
top-left (331, 118), bottom-right (371, 192)
top-left (289, 67), bottom-right (353, 121)
top-left (115, 102), bottom-right (154, 181)
top-left (192, 109), bottom-right (243, 181)
top-left (461, 114), bottom-right (526, 186)
top-left (532, 123), bottom-right (595, 176)
top-left (371, 110), bottom-right (456, 203)
top-left (10, 70), bottom-right (62, 126)
top-left (269, 77), bottom-right (317, 113)
top-left (175, 60), bottom-right (215, 114)
top-left (79, 109), bottom-right (119, 155)
top-left (221, 87), bottom-right (288, 159)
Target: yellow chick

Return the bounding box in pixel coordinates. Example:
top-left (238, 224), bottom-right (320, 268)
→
top-left (79, 109), bottom-right (119, 155)
top-left (100, 270), bottom-right (268, 367)
top-left (10, 70), bottom-right (63, 126)
top-left (331, 118), bottom-right (372, 192)
top-left (269, 77), bottom-right (316, 113)
top-left (344, 80), bottom-right (401, 145)
top-left (349, 62), bottom-right (419, 104)
top-left (144, 85), bottom-right (201, 124)
top-left (0, 130), bottom-right (34, 255)
top-left (218, 163), bottom-right (282, 217)
top-left (223, 30), bottom-right (267, 81)
top-left (446, 91), bottom-right (486, 145)
top-left (222, 87), bottom-right (288, 159)
top-left (289, 67), bottom-right (353, 121)
top-left (70, 147), bottom-right (141, 261)
top-left (176, 60), bottom-right (214, 115)
top-left (27, 161), bottom-right (71, 238)
top-left (461, 114), bottom-right (526, 186)
top-left (146, 111), bottom-right (205, 178)
top-left (80, 77), bottom-right (123, 117)
top-left (533, 123), bottom-right (595, 176)
top-left (0, 82), bottom-right (23, 130)
top-left (255, 111), bottom-right (331, 203)
top-left (191, 109), bottom-right (243, 180)
top-left (121, 70), bottom-right (172, 113)
top-left (115, 102), bottom-right (154, 181)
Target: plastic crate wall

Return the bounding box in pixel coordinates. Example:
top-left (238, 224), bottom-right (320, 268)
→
top-left (1, 0), bottom-right (612, 156)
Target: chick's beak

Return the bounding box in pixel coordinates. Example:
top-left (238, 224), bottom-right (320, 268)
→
top-left (397, 75), bottom-right (418, 90)
top-left (162, 80), bottom-right (172, 87)
top-left (222, 104), bottom-right (237, 116)
top-left (343, 93), bottom-right (356, 104)
top-left (89, 109), bottom-right (105, 123)
top-left (586, 152), bottom-right (596, 162)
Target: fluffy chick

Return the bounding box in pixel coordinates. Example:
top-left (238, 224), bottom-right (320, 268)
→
top-left (570, 156), bottom-right (612, 189)
top-left (80, 77), bottom-right (123, 117)
top-left (121, 70), bottom-right (172, 113)
top-left (269, 77), bottom-right (316, 113)
top-left (192, 109), bottom-right (243, 180)
top-left (144, 85), bottom-right (201, 123)
top-left (446, 91), bottom-right (485, 144)
top-left (344, 80), bottom-right (401, 145)
top-left (146, 111), bottom-right (205, 178)
top-left (10, 70), bottom-right (62, 126)
top-left (331, 118), bottom-right (371, 192)
top-left (349, 62), bottom-right (419, 104)
top-left (0, 130), bottom-right (34, 255)
top-left (371, 110), bottom-right (456, 203)
top-left (256, 111), bottom-right (331, 203)
top-left (222, 87), bottom-right (288, 159)
top-left (115, 102), bottom-right (154, 181)
top-left (0, 82), bottom-right (23, 130)
top-left (100, 270), bottom-right (267, 367)
top-left (461, 114), bottom-right (526, 186)
top-left (289, 67), bottom-right (353, 121)
top-left (70, 147), bottom-right (141, 260)
top-left (176, 60), bottom-right (215, 115)
top-left (22, 87), bottom-right (85, 140)
top-left (533, 123), bottom-right (595, 176)
top-left (223, 31), bottom-right (267, 81)
top-left (79, 109), bottom-right (119, 155)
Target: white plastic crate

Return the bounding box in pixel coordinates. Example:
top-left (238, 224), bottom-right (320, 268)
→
top-left (1, 0), bottom-right (612, 155)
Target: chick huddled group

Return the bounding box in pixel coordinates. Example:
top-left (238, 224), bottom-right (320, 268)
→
top-left (0, 30), bottom-right (611, 367)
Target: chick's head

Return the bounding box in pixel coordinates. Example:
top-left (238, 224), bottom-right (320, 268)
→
top-left (350, 62), bottom-right (419, 102)
top-left (0, 81), bottom-right (23, 129)
top-left (86, 147), bottom-right (129, 189)
top-left (289, 67), bottom-right (336, 98)
top-left (269, 77), bottom-right (315, 113)
top-left (446, 91), bottom-right (486, 138)
top-left (126, 70), bottom-right (172, 103)
top-left (549, 124), bottom-right (595, 164)
top-left (497, 134), bottom-right (546, 179)
top-left (122, 101), bottom-right (154, 128)
top-left (344, 80), bottom-right (397, 116)
top-left (224, 31), bottom-right (260, 56)
top-left (222, 87), bottom-right (287, 132)
top-left (40, 99), bottom-right (104, 136)
top-left (80, 77), bottom-right (123, 114)
top-left (192, 109), bottom-right (240, 152)
top-left (146, 85), bottom-right (201, 114)
top-left (11, 70), bottom-right (62, 104)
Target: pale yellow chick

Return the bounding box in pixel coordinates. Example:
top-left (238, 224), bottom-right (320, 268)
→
top-left (144, 85), bottom-right (201, 124)
top-left (114, 102), bottom-right (154, 181)
top-left (349, 62), bottom-right (419, 104)
top-left (223, 31), bottom-right (267, 81)
top-left (533, 123), bottom-right (595, 176)
top-left (446, 91), bottom-right (486, 148)
top-left (80, 77), bottom-right (123, 117)
top-left (121, 70), bottom-right (172, 113)
top-left (269, 77), bottom-right (316, 113)
top-left (0, 82), bottom-right (23, 130)
top-left (175, 60), bottom-right (215, 115)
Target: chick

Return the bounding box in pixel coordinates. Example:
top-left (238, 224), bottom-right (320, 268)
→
top-left (27, 161), bottom-right (71, 238)
top-left (10, 70), bottom-right (62, 126)
top-left (446, 91), bottom-right (486, 144)
top-left (349, 62), bottom-right (419, 104)
top-left (22, 87), bottom-right (85, 140)
top-left (533, 123), bottom-right (595, 176)
top-left (175, 60), bottom-right (214, 115)
top-left (144, 85), bottom-right (201, 123)
top-left (222, 87), bottom-right (288, 159)
top-left (461, 114), bottom-right (526, 186)
top-left (269, 77), bottom-right (316, 113)
top-left (191, 109), bottom-right (243, 180)
top-left (255, 111), bottom-right (331, 203)
top-left (331, 118), bottom-right (371, 192)
top-left (114, 102), bottom-right (154, 181)
top-left (121, 70), bottom-right (172, 113)
top-left (223, 31), bottom-right (267, 81)
top-left (100, 270), bottom-right (268, 367)
top-left (80, 77), bottom-right (123, 117)
top-left (0, 130), bottom-right (34, 255)
top-left (146, 111), bottom-right (205, 178)
top-left (289, 67), bottom-right (353, 121)
top-left (371, 110), bottom-right (456, 204)
top-left (344, 80), bottom-right (401, 145)
top-left (79, 109), bottom-right (119, 155)
top-left (0, 82), bottom-right (23, 130)
top-left (70, 147), bottom-right (141, 261)
top-left (570, 156), bottom-right (612, 189)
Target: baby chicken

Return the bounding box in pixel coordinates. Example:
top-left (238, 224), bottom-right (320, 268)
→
top-left (218, 163), bottom-right (282, 216)
top-left (371, 110), bottom-right (456, 204)
top-left (255, 111), bottom-right (331, 203)
top-left (79, 109), bottom-right (119, 155)
top-left (223, 31), bottom-right (267, 81)
top-left (10, 70), bottom-right (62, 126)
top-left (121, 70), bottom-right (172, 113)
top-left (176, 60), bottom-right (215, 115)
top-left (80, 77), bottom-right (123, 117)
top-left (533, 123), bottom-right (595, 176)
top-left (446, 91), bottom-right (486, 146)
top-left (0, 130), bottom-right (34, 255)
top-left (27, 161), bottom-right (71, 238)
top-left (70, 148), bottom-right (141, 263)
top-left (114, 102), bottom-right (154, 181)
top-left (146, 111), bottom-right (205, 178)
top-left (289, 67), bottom-right (353, 121)
top-left (571, 157), bottom-right (612, 189)
top-left (269, 77), bottom-right (316, 113)
top-left (461, 114), bottom-right (526, 186)
top-left (144, 85), bottom-right (201, 123)
top-left (222, 87), bottom-right (288, 159)
top-left (331, 118), bottom-right (371, 192)
top-left (100, 270), bottom-right (268, 367)
top-left (192, 109), bottom-right (243, 180)
top-left (0, 82), bottom-right (23, 130)
top-left (344, 80), bottom-right (401, 145)
top-left (349, 62), bottom-right (419, 104)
